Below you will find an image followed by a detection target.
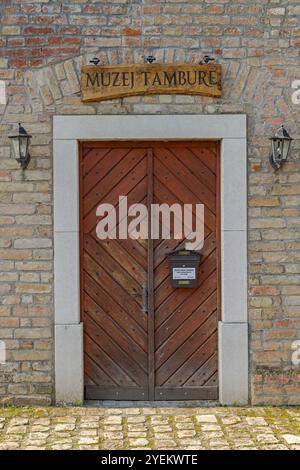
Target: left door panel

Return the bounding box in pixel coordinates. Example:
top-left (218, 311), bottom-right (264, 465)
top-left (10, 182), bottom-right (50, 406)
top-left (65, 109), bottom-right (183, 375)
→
top-left (80, 143), bottom-right (149, 400)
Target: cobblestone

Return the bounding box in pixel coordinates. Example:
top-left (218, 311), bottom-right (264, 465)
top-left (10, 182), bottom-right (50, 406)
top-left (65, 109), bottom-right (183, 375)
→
top-left (0, 405), bottom-right (299, 450)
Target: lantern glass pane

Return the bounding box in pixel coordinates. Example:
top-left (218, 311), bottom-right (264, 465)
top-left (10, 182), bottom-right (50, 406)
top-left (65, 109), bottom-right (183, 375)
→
top-left (272, 138), bottom-right (282, 160)
top-left (19, 136), bottom-right (28, 159)
top-left (282, 139), bottom-right (291, 161)
top-left (11, 137), bottom-right (20, 159)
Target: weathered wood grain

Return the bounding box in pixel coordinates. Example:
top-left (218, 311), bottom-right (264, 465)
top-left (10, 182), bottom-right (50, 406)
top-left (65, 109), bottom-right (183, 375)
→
top-left (81, 63), bottom-right (222, 102)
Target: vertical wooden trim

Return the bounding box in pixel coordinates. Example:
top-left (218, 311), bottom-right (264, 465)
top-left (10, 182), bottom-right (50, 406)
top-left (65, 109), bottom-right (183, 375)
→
top-left (147, 147), bottom-right (155, 400)
top-left (215, 141), bottom-right (222, 321)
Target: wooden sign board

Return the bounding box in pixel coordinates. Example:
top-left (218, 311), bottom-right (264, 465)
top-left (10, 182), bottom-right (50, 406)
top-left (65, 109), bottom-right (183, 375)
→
top-left (81, 63), bottom-right (221, 102)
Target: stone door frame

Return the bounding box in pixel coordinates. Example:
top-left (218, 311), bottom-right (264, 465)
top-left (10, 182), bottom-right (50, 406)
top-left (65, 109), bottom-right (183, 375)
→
top-left (53, 114), bottom-right (248, 405)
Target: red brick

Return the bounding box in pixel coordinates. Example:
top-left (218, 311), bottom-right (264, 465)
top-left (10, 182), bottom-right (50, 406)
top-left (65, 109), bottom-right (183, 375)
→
top-left (206, 5), bottom-right (225, 14)
top-left (251, 163), bottom-right (262, 172)
top-left (47, 36), bottom-right (81, 46)
top-left (7, 38), bottom-right (25, 47)
top-left (24, 26), bottom-right (54, 35)
top-left (58, 26), bottom-right (81, 35)
top-left (26, 37), bottom-right (46, 46)
top-left (40, 46), bottom-right (80, 57)
top-left (122, 28), bottom-right (141, 36)
top-left (29, 58), bottom-right (45, 68)
top-left (32, 15), bottom-right (67, 25)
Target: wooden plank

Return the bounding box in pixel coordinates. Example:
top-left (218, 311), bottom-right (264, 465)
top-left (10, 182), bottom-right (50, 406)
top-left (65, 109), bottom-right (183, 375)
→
top-left (189, 146), bottom-right (217, 174)
top-left (184, 353), bottom-right (218, 387)
top-left (160, 331), bottom-right (218, 387)
top-left (84, 293), bottom-right (148, 372)
top-left (86, 385), bottom-right (148, 400)
top-left (84, 273), bottom-right (148, 350)
top-left (83, 148), bottom-right (147, 215)
top-left (81, 147), bottom-right (111, 176)
top-left (155, 292), bottom-right (217, 369)
top-left (147, 148), bottom-right (155, 401)
top-left (165, 146), bottom-right (216, 193)
top-left (84, 353), bottom-right (117, 387)
top-left (84, 235), bottom-right (143, 307)
top-left (154, 147), bottom-right (216, 204)
top-left (84, 158), bottom-right (147, 234)
top-left (154, 386), bottom-right (218, 401)
top-left (154, 155), bottom-right (216, 216)
top-left (84, 251), bottom-right (147, 330)
top-left (84, 333), bottom-right (136, 387)
top-left (82, 63), bottom-right (222, 102)
top-left (85, 315), bottom-right (147, 386)
top-left (83, 147), bottom-right (131, 196)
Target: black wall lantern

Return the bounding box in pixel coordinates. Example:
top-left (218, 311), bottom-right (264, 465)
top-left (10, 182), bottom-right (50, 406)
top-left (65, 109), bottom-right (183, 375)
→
top-left (269, 125), bottom-right (293, 170)
top-left (9, 123), bottom-right (32, 170)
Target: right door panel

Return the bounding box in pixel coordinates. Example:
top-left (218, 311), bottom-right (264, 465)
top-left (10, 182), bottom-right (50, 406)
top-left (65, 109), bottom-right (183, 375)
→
top-left (153, 142), bottom-right (220, 400)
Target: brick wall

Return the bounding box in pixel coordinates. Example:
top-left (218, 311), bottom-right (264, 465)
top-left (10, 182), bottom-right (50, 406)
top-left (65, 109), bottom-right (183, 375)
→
top-left (0, 0), bottom-right (299, 405)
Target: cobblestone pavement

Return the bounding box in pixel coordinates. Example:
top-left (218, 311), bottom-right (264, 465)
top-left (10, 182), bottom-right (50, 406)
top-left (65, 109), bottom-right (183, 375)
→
top-left (0, 405), bottom-right (300, 450)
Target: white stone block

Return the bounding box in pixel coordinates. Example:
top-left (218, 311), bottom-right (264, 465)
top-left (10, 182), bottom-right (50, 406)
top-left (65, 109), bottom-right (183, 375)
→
top-left (219, 322), bottom-right (248, 405)
top-left (55, 323), bottom-right (83, 404)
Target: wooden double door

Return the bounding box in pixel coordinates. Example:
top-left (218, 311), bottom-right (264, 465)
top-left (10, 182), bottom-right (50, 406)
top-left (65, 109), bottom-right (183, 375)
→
top-left (80, 141), bottom-right (220, 400)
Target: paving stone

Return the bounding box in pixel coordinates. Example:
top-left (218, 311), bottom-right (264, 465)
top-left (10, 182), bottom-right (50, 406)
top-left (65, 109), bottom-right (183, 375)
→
top-left (153, 433), bottom-right (175, 440)
top-left (54, 423), bottom-right (76, 432)
top-left (127, 423), bottom-right (146, 431)
top-left (128, 438), bottom-right (149, 446)
top-left (103, 416), bottom-right (122, 425)
top-left (176, 422), bottom-right (195, 430)
top-left (246, 417), bottom-right (268, 426)
top-left (127, 416), bottom-right (146, 423)
top-left (154, 440), bottom-right (177, 447)
top-left (150, 416), bottom-right (170, 424)
top-left (79, 422), bottom-right (99, 429)
top-left (256, 434), bottom-right (278, 444)
top-left (79, 429), bottom-right (98, 436)
top-left (177, 430), bottom-right (196, 438)
top-left (51, 444), bottom-right (73, 450)
top-left (196, 414), bottom-right (218, 423)
top-left (177, 438), bottom-right (203, 446)
top-left (152, 425), bottom-right (173, 432)
top-left (6, 425), bottom-right (28, 434)
top-left (282, 434), bottom-right (300, 444)
top-left (221, 416), bottom-right (241, 425)
top-left (103, 424), bottom-right (123, 431)
top-left (103, 431), bottom-right (123, 440)
top-left (128, 431), bottom-right (147, 438)
top-left (10, 418), bottom-right (29, 426)
top-left (200, 424), bottom-right (222, 431)
top-left (78, 437), bottom-right (99, 445)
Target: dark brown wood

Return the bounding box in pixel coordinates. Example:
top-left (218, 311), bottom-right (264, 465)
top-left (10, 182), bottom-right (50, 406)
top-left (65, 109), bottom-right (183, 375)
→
top-left (154, 386), bottom-right (218, 401)
top-left (86, 386), bottom-right (148, 400)
top-left (80, 141), bottom-right (220, 401)
top-left (152, 144), bottom-right (219, 398)
top-left (147, 148), bottom-right (155, 401)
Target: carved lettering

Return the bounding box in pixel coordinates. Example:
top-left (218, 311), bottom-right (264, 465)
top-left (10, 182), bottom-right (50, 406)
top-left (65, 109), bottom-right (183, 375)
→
top-left (82, 64), bottom-right (221, 102)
